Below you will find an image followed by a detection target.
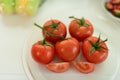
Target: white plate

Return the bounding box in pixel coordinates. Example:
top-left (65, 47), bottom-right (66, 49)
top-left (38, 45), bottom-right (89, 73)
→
top-left (102, 0), bottom-right (120, 22)
top-left (22, 0), bottom-right (120, 80)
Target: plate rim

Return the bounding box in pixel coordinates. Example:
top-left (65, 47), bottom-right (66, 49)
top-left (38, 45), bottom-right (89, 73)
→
top-left (22, 37), bottom-right (34, 80)
top-left (21, 0), bottom-right (120, 80)
top-left (22, 24), bottom-right (120, 80)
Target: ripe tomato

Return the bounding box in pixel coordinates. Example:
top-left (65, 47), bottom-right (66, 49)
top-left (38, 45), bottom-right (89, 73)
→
top-left (111, 0), bottom-right (120, 5)
top-left (105, 2), bottom-right (113, 11)
top-left (82, 36), bottom-right (108, 64)
top-left (46, 62), bottom-right (70, 73)
top-left (55, 37), bottom-right (80, 62)
top-left (43, 19), bottom-right (67, 43)
top-left (69, 16), bottom-right (94, 41)
top-left (31, 41), bottom-right (55, 64)
top-left (72, 61), bottom-right (95, 74)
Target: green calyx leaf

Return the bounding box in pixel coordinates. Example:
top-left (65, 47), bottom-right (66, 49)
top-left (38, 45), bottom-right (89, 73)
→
top-left (44, 20), bottom-right (60, 32)
top-left (34, 22), bottom-right (65, 40)
top-left (69, 16), bottom-right (89, 27)
top-left (38, 31), bottom-right (53, 47)
top-left (38, 41), bottom-right (53, 47)
top-left (44, 20), bottom-right (61, 37)
top-left (89, 35), bottom-right (108, 55)
top-left (80, 17), bottom-right (89, 27)
top-left (51, 20), bottom-right (60, 29)
top-left (46, 31), bottom-right (64, 40)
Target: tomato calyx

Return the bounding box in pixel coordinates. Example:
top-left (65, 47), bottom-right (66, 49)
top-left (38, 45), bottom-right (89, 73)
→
top-left (34, 21), bottom-right (60, 30)
top-left (38, 40), bottom-right (53, 47)
top-left (69, 16), bottom-right (89, 27)
top-left (89, 35), bottom-right (108, 54)
top-left (34, 22), bottom-right (64, 39)
top-left (48, 20), bottom-right (60, 32)
top-left (38, 32), bottom-right (53, 47)
top-left (34, 21), bottom-right (60, 33)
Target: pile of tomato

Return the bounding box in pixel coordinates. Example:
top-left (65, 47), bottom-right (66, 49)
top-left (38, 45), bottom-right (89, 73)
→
top-left (105, 0), bottom-right (120, 17)
top-left (31, 16), bottom-right (108, 74)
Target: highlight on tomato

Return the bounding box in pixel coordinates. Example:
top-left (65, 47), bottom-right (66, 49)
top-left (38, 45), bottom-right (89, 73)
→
top-left (46, 62), bottom-right (70, 73)
top-left (34, 19), bottom-right (67, 43)
top-left (72, 61), bottom-right (95, 74)
top-left (69, 16), bottom-right (94, 41)
top-left (55, 37), bottom-right (80, 62)
top-left (82, 35), bottom-right (108, 64)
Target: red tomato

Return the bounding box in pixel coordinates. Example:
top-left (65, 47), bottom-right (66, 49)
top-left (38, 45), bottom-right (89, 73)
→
top-left (82, 36), bottom-right (108, 64)
top-left (46, 62), bottom-right (70, 73)
top-left (31, 42), bottom-right (55, 64)
top-left (69, 16), bottom-right (94, 41)
top-left (72, 61), bottom-right (95, 74)
top-left (55, 38), bottom-right (80, 62)
top-left (111, 0), bottom-right (120, 4)
top-left (43, 20), bottom-right (67, 43)
top-left (105, 2), bottom-right (114, 11)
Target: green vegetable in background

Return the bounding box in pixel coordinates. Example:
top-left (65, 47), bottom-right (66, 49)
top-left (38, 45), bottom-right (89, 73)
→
top-left (0, 0), bottom-right (15, 15)
top-left (15, 0), bottom-right (44, 16)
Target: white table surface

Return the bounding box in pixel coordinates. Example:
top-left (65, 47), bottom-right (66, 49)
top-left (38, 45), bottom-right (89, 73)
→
top-left (0, 14), bottom-right (32, 80)
top-left (0, 0), bottom-right (120, 80)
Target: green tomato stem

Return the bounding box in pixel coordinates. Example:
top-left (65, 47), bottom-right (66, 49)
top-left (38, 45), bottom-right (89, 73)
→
top-left (69, 16), bottom-right (89, 27)
top-left (34, 23), bottom-right (44, 30)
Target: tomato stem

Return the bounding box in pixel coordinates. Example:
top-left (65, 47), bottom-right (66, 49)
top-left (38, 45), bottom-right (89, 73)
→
top-left (69, 16), bottom-right (89, 27)
top-left (69, 16), bottom-right (80, 20)
top-left (34, 23), bottom-right (54, 47)
top-left (34, 20), bottom-right (61, 38)
top-left (43, 31), bottom-right (47, 45)
top-left (34, 23), bottom-right (44, 30)
top-left (80, 17), bottom-right (89, 27)
top-left (39, 31), bottom-right (53, 47)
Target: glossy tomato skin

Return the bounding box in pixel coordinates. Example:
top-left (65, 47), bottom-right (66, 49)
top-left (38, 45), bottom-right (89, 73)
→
top-left (69, 19), bottom-right (94, 41)
top-left (55, 38), bottom-right (80, 62)
top-left (31, 42), bottom-right (55, 64)
top-left (46, 62), bottom-right (70, 73)
top-left (82, 36), bottom-right (108, 64)
top-left (43, 20), bottom-right (67, 43)
top-left (72, 61), bottom-right (95, 74)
